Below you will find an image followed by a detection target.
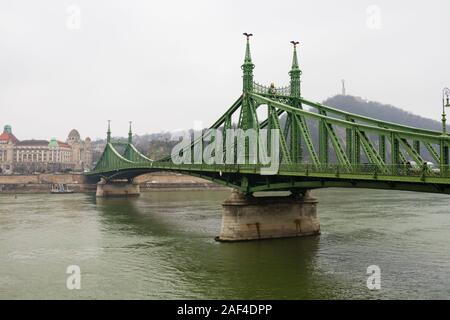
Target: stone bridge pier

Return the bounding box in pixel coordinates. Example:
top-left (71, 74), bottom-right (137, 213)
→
top-left (96, 178), bottom-right (140, 197)
top-left (217, 190), bottom-right (320, 241)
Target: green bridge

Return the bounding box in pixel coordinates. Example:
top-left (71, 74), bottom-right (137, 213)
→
top-left (86, 35), bottom-right (450, 241)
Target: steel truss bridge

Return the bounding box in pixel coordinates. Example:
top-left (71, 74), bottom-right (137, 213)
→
top-left (87, 35), bottom-right (450, 195)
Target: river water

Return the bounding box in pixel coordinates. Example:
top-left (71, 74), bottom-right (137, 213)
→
top-left (0, 188), bottom-right (449, 299)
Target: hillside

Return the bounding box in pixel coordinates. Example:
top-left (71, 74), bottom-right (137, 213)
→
top-left (323, 95), bottom-right (446, 131)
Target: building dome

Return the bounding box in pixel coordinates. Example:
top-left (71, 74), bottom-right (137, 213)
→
top-left (48, 137), bottom-right (58, 148)
top-left (0, 124), bottom-right (18, 144)
top-left (67, 129), bottom-right (81, 143)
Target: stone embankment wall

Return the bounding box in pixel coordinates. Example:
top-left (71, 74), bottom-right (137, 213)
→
top-left (0, 173), bottom-right (93, 193)
top-left (135, 172), bottom-right (223, 191)
top-left (0, 172), bottom-right (223, 194)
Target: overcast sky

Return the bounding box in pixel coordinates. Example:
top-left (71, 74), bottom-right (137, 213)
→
top-left (1, 0), bottom-right (450, 140)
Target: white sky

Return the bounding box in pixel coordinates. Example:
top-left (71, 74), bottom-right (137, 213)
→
top-left (1, 0), bottom-right (450, 140)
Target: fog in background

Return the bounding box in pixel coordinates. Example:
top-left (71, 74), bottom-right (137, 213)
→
top-left (1, 0), bottom-right (450, 140)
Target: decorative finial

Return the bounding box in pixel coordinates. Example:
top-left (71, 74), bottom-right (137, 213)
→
top-left (290, 40), bottom-right (300, 70)
top-left (242, 33), bottom-right (255, 92)
top-left (243, 32), bottom-right (253, 40)
top-left (243, 32), bottom-right (254, 64)
top-left (128, 121), bottom-right (133, 143)
top-left (289, 41), bottom-right (302, 98)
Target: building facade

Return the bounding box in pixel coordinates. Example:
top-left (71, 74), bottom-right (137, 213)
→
top-left (0, 125), bottom-right (17, 173)
top-left (0, 125), bottom-right (92, 174)
top-left (67, 129), bottom-right (92, 171)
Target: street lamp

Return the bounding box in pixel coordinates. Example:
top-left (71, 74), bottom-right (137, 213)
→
top-left (442, 87), bottom-right (450, 134)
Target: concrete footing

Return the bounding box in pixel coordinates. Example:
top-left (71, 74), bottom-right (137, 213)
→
top-left (96, 179), bottom-right (140, 197)
top-left (217, 189), bottom-right (320, 242)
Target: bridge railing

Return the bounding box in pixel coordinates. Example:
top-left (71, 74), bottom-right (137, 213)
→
top-left (223, 163), bottom-right (449, 178)
top-left (252, 82), bottom-right (291, 97)
top-left (90, 161), bottom-right (450, 181)
top-left (278, 163), bottom-right (448, 178)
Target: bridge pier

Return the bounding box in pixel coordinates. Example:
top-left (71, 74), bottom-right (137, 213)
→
top-left (96, 178), bottom-right (140, 197)
top-left (217, 190), bottom-right (320, 242)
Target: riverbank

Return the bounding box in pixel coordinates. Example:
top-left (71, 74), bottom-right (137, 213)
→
top-left (0, 172), bottom-right (224, 194)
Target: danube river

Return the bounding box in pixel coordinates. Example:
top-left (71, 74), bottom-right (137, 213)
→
top-left (1, 188), bottom-right (449, 299)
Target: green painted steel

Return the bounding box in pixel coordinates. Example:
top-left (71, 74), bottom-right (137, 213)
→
top-left (379, 134), bottom-right (386, 163)
top-left (87, 36), bottom-right (450, 195)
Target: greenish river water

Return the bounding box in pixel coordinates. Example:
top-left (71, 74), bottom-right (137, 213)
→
top-left (1, 188), bottom-right (449, 299)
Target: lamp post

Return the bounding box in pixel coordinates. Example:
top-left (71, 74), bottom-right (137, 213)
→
top-left (442, 87), bottom-right (450, 134)
top-left (440, 88), bottom-right (450, 176)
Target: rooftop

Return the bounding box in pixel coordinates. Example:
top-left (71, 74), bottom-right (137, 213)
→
top-left (16, 139), bottom-right (49, 146)
top-left (0, 125), bottom-right (19, 144)
top-left (0, 133), bottom-right (19, 143)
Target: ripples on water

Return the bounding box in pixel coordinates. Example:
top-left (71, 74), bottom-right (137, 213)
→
top-left (0, 188), bottom-right (449, 299)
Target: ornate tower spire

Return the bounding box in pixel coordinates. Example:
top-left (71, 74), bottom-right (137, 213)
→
top-left (107, 120), bottom-right (111, 143)
top-left (128, 121), bottom-right (133, 143)
top-left (242, 33), bottom-right (254, 92)
top-left (289, 41), bottom-right (302, 98)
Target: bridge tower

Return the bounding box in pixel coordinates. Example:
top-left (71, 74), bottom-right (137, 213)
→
top-left (237, 33), bottom-right (257, 190)
top-left (95, 121), bottom-right (140, 197)
top-left (88, 35), bottom-right (450, 241)
top-left (107, 120), bottom-right (111, 143)
top-left (288, 41), bottom-right (303, 163)
top-left (289, 41), bottom-right (302, 98)
top-left (242, 33), bottom-right (254, 94)
top-left (239, 33), bottom-right (255, 133)
top-left (128, 121), bottom-right (133, 144)
top-left (218, 37), bottom-right (320, 242)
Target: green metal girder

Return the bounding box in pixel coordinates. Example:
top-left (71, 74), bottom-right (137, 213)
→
top-left (247, 179), bottom-right (450, 194)
top-left (324, 122), bottom-right (351, 168)
top-left (399, 138), bottom-right (424, 165)
top-left (425, 142), bottom-right (440, 164)
top-left (287, 114), bottom-right (300, 162)
top-left (123, 143), bottom-right (152, 162)
top-left (379, 135), bottom-right (386, 163)
top-left (159, 95), bottom-right (244, 163)
top-left (318, 110), bottom-right (329, 164)
top-left (346, 127), bottom-right (353, 162)
top-left (269, 104), bottom-right (292, 164)
top-left (356, 129), bottom-right (386, 171)
top-left (292, 113), bottom-right (319, 166)
top-left (390, 133), bottom-right (400, 165)
top-left (251, 93), bottom-right (449, 143)
top-left (297, 96), bottom-right (444, 137)
top-left (93, 143), bottom-right (134, 173)
top-left (352, 127), bottom-right (361, 165)
top-left (440, 140), bottom-right (449, 172)
top-left (413, 140), bottom-right (420, 155)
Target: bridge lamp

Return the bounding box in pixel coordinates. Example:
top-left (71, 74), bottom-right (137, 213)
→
top-left (442, 87), bottom-right (450, 134)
